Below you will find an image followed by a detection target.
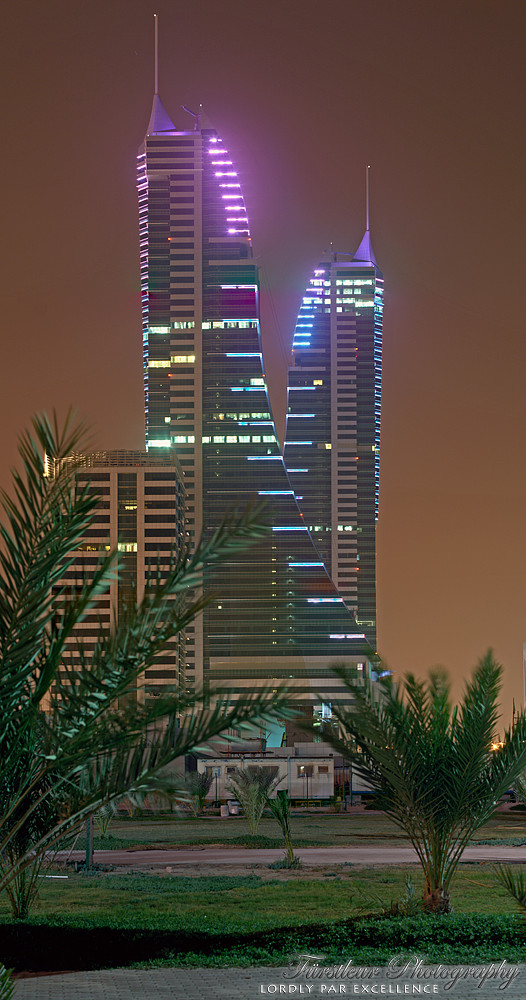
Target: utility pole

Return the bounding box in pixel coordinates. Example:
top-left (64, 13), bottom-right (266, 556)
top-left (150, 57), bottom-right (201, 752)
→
top-left (85, 816), bottom-right (94, 872)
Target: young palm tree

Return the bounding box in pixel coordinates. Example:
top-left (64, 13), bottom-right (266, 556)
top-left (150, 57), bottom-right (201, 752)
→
top-left (184, 771), bottom-right (214, 816)
top-left (325, 654), bottom-right (526, 912)
top-left (0, 412), bottom-right (291, 914)
top-left (266, 789), bottom-right (298, 865)
top-left (227, 765), bottom-right (282, 835)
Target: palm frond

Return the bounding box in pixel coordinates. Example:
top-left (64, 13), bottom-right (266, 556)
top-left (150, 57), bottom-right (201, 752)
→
top-left (492, 864), bottom-right (526, 915)
top-left (0, 411), bottom-right (294, 904)
top-left (323, 652), bottom-right (526, 911)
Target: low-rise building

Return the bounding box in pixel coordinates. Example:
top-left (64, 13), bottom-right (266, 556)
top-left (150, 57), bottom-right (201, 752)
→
top-left (195, 742), bottom-right (372, 804)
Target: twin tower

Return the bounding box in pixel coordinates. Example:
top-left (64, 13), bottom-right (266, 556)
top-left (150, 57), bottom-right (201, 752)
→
top-left (138, 69), bottom-right (383, 713)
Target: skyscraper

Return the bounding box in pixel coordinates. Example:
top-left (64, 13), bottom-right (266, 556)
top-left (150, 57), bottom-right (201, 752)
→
top-left (53, 451), bottom-right (186, 701)
top-left (137, 26), bottom-right (377, 708)
top-left (284, 207), bottom-right (383, 649)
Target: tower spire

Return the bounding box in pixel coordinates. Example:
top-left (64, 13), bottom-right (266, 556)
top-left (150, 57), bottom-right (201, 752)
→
top-left (352, 163), bottom-right (378, 266)
top-left (154, 13), bottom-right (159, 95)
top-left (366, 164), bottom-right (370, 232)
top-left (146, 13), bottom-right (176, 136)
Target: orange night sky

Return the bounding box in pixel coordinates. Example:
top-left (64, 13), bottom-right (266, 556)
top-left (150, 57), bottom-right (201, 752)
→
top-left (1, 0), bottom-right (526, 725)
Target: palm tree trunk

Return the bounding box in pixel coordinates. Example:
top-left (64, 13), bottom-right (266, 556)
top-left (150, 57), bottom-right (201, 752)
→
top-left (422, 884), bottom-right (451, 913)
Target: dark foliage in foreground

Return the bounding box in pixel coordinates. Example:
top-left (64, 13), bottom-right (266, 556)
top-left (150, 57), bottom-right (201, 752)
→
top-left (1, 913), bottom-right (524, 971)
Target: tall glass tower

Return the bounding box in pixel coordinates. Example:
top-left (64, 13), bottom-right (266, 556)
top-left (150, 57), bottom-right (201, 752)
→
top-left (137, 41), bottom-right (377, 705)
top-left (284, 220), bottom-right (383, 649)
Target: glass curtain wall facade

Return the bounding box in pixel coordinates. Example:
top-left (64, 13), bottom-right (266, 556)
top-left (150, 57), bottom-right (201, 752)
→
top-left (138, 94), bottom-right (376, 705)
top-left (284, 244), bottom-right (383, 649)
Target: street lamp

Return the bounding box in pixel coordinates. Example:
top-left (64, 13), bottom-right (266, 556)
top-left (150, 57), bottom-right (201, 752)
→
top-left (214, 767), bottom-right (220, 807)
top-left (300, 767), bottom-right (310, 809)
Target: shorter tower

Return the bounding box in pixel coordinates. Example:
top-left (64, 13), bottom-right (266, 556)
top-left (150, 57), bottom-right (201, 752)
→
top-left (285, 217), bottom-right (383, 649)
top-left (56, 451), bottom-right (186, 701)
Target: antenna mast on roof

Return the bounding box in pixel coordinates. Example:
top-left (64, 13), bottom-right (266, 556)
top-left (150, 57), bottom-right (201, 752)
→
top-left (154, 13), bottom-right (159, 95)
top-left (182, 105), bottom-right (201, 130)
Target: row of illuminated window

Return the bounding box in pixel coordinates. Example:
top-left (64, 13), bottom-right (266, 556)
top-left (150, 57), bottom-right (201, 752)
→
top-left (213, 411), bottom-right (270, 420)
top-left (202, 321), bottom-right (257, 329)
top-left (336, 279), bottom-right (374, 286)
top-left (149, 356), bottom-right (196, 367)
top-left (337, 299), bottom-right (375, 307)
top-left (147, 321), bottom-right (256, 334)
top-left (202, 435), bottom-right (276, 444)
top-left (150, 434), bottom-right (278, 446)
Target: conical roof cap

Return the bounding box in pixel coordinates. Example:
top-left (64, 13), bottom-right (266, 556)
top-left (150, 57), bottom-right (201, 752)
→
top-left (352, 229), bottom-right (378, 267)
top-left (147, 94), bottom-right (176, 136)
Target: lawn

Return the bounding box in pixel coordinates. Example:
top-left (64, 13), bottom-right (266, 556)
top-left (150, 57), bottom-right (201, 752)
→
top-left (3, 809), bottom-right (525, 970)
top-left (1, 866), bottom-right (525, 970)
top-left (1, 864), bottom-right (520, 924)
top-left (81, 805), bottom-right (526, 851)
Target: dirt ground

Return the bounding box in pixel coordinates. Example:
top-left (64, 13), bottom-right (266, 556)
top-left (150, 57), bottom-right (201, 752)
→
top-left (110, 859), bottom-right (401, 881)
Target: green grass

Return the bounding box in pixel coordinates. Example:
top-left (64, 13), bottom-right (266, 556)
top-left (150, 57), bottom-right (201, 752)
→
top-left (8, 808), bottom-right (525, 970)
top-left (73, 807), bottom-right (526, 851)
top-left (3, 864), bottom-right (522, 925)
top-left (87, 811), bottom-right (407, 849)
top-left (1, 868), bottom-right (525, 969)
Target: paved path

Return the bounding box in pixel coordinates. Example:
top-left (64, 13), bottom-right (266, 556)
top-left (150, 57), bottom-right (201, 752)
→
top-left (62, 844), bottom-right (526, 867)
top-left (13, 963), bottom-right (526, 999)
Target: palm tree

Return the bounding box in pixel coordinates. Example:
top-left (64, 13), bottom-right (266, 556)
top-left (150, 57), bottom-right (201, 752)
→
top-left (266, 789), bottom-right (298, 866)
top-left (0, 412), bottom-right (291, 915)
top-left (184, 771), bottom-right (214, 816)
top-left (324, 654), bottom-right (526, 912)
top-left (227, 765), bottom-right (282, 835)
